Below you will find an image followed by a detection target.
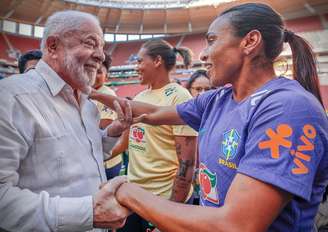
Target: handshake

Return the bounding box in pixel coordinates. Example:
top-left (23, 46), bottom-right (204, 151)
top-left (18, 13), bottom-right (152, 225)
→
top-left (93, 176), bottom-right (130, 229)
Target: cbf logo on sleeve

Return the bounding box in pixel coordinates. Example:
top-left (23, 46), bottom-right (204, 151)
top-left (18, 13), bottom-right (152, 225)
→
top-left (199, 163), bottom-right (219, 205)
top-left (164, 87), bottom-right (177, 97)
top-left (218, 129), bottom-right (240, 169)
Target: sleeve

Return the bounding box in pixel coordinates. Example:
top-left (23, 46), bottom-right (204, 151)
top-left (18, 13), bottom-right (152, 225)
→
top-left (100, 124), bottom-right (120, 159)
top-left (171, 88), bottom-right (197, 136)
top-left (237, 92), bottom-right (327, 201)
top-left (98, 86), bottom-right (117, 120)
top-left (98, 102), bottom-right (117, 120)
top-left (0, 92), bottom-right (93, 232)
top-left (176, 89), bottom-right (219, 132)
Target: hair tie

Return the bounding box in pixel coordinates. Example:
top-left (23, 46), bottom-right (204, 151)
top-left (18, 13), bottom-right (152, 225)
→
top-left (283, 29), bottom-right (294, 43)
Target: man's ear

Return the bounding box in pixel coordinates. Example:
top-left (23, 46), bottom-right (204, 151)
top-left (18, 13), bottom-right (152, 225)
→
top-left (46, 35), bottom-right (60, 58)
top-left (240, 29), bottom-right (262, 57)
top-left (153, 55), bottom-right (162, 68)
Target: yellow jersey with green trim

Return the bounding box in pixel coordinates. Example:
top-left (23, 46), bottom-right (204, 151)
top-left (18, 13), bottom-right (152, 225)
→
top-left (128, 83), bottom-right (197, 200)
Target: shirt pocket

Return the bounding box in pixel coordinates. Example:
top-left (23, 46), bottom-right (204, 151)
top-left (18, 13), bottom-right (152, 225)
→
top-left (33, 133), bottom-right (70, 190)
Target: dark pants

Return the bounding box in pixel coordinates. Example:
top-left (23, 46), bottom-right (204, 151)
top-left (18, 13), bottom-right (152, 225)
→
top-left (105, 162), bottom-right (122, 180)
top-left (117, 194), bottom-right (194, 232)
top-left (116, 213), bottom-right (155, 232)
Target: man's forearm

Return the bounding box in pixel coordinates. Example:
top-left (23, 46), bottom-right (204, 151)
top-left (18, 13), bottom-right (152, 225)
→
top-left (0, 184), bottom-right (93, 232)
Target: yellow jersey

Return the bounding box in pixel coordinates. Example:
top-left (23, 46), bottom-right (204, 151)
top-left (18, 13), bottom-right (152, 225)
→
top-left (128, 83), bottom-right (197, 200)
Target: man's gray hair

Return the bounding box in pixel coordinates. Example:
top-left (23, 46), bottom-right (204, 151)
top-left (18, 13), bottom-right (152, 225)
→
top-left (40, 10), bottom-right (101, 51)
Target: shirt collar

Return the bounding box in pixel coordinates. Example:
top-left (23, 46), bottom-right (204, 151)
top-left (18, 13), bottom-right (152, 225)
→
top-left (35, 59), bottom-right (67, 96)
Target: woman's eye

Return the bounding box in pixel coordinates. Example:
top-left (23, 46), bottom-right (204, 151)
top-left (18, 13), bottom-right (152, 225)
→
top-left (206, 35), bottom-right (216, 45)
top-left (208, 39), bottom-right (215, 45)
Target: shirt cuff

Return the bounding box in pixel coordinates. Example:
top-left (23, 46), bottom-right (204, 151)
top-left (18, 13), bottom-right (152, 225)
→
top-left (57, 196), bottom-right (93, 232)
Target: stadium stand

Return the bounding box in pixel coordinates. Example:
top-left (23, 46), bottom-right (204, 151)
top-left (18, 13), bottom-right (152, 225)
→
top-left (0, 8), bottom-right (327, 105)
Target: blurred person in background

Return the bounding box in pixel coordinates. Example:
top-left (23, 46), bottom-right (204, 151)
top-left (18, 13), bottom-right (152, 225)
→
top-left (93, 53), bottom-right (123, 180)
top-left (18, 49), bottom-right (42, 73)
top-left (186, 69), bottom-right (211, 97)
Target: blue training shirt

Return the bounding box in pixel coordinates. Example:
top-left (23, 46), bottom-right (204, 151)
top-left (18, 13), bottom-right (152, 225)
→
top-left (177, 77), bottom-right (328, 231)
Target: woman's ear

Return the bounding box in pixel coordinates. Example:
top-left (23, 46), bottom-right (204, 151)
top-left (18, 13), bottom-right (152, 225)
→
top-left (240, 29), bottom-right (263, 56)
top-left (153, 55), bottom-right (162, 68)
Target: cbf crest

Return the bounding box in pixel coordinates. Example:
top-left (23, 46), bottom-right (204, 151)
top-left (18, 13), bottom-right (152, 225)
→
top-left (218, 129), bottom-right (240, 169)
top-left (222, 129), bottom-right (240, 160)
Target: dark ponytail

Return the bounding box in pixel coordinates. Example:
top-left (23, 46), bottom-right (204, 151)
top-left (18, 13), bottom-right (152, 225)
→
top-left (142, 39), bottom-right (192, 71)
top-left (284, 31), bottom-right (326, 203)
top-left (284, 30), bottom-right (323, 106)
top-left (220, 3), bottom-right (323, 107)
top-left (173, 47), bottom-right (193, 69)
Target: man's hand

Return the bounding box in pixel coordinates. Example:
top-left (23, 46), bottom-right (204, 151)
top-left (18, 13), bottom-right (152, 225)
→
top-left (107, 100), bottom-right (132, 137)
top-left (93, 176), bottom-right (131, 229)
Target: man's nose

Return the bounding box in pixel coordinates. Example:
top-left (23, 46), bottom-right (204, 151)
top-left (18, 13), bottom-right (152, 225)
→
top-left (199, 49), bottom-right (209, 62)
top-left (94, 47), bottom-right (105, 63)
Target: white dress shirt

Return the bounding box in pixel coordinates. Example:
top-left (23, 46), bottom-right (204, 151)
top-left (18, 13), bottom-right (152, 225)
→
top-left (0, 60), bottom-right (116, 231)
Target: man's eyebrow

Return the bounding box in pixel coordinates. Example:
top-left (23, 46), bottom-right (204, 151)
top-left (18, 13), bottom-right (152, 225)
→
top-left (85, 34), bottom-right (105, 46)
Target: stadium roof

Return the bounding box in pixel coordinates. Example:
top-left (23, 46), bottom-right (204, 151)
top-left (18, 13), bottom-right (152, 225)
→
top-left (64, 0), bottom-right (234, 10)
top-left (0, 0), bottom-right (328, 34)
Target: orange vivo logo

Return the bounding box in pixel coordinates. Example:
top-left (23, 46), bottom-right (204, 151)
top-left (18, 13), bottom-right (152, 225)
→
top-left (258, 124), bottom-right (316, 175)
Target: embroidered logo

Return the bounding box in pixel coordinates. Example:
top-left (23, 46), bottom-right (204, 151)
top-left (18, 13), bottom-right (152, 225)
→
top-left (131, 126), bottom-right (145, 143)
top-left (199, 163), bottom-right (219, 205)
top-left (164, 87), bottom-right (177, 97)
top-left (218, 129), bottom-right (240, 169)
top-left (101, 105), bottom-right (115, 116)
top-left (222, 129), bottom-right (240, 160)
top-left (129, 126), bottom-right (146, 151)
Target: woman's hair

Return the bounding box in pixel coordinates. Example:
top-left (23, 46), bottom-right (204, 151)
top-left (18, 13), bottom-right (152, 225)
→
top-left (185, 69), bottom-right (209, 91)
top-left (141, 39), bottom-right (193, 71)
top-left (102, 52), bottom-right (112, 71)
top-left (220, 3), bottom-right (323, 106)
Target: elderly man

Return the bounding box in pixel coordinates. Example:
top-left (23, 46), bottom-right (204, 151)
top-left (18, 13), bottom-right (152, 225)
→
top-left (0, 11), bottom-right (130, 232)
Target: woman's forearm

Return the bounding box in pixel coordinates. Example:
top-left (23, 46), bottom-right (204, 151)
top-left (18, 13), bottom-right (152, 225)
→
top-left (116, 183), bottom-right (228, 232)
top-left (90, 91), bottom-right (185, 125)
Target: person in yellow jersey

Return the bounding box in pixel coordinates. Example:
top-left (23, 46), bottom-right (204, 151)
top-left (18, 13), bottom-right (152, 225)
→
top-left (115, 39), bottom-right (197, 232)
top-left (93, 53), bottom-right (123, 180)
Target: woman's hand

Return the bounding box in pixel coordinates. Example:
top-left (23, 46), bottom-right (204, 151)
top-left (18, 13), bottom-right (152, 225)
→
top-left (107, 100), bottom-right (133, 137)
